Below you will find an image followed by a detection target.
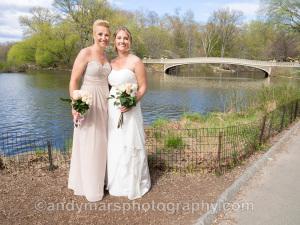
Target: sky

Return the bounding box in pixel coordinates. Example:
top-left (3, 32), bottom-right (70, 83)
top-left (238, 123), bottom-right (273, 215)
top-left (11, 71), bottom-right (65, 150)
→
top-left (0, 0), bottom-right (260, 43)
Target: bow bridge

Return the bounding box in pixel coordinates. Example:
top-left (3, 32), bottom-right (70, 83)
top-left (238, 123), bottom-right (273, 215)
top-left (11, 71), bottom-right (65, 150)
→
top-left (143, 57), bottom-right (300, 77)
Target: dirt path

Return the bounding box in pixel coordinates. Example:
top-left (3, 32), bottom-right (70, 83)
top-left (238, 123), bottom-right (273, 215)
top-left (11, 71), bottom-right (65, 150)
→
top-left (1, 122), bottom-right (297, 225)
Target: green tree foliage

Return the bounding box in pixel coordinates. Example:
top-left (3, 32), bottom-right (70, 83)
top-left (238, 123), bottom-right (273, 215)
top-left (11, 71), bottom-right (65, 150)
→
top-left (7, 39), bottom-right (36, 65)
top-left (164, 10), bottom-right (189, 57)
top-left (141, 26), bottom-right (171, 58)
top-left (7, 0), bottom-right (300, 70)
top-left (261, 0), bottom-right (300, 33)
top-left (120, 20), bottom-right (145, 57)
top-left (19, 7), bottom-right (60, 36)
top-left (33, 22), bottom-right (79, 67)
top-left (240, 21), bottom-right (275, 59)
top-left (209, 8), bottom-right (243, 57)
top-left (53, 0), bottom-right (114, 48)
top-left (19, 11), bottom-right (80, 68)
top-left (35, 48), bottom-right (55, 67)
top-left (0, 42), bottom-right (13, 62)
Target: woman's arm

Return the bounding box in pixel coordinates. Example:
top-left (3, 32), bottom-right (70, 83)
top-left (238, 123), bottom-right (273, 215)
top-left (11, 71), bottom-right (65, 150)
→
top-left (134, 58), bottom-right (147, 102)
top-left (120, 57), bottom-right (147, 113)
top-left (69, 49), bottom-right (88, 118)
top-left (69, 49), bottom-right (88, 97)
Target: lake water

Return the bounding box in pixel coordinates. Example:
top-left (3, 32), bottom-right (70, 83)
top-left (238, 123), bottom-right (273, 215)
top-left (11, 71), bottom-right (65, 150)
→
top-left (0, 68), bottom-right (298, 154)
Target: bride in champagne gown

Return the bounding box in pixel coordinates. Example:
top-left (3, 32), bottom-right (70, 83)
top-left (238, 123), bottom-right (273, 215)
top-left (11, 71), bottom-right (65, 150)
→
top-left (107, 27), bottom-right (151, 200)
top-left (68, 20), bottom-right (111, 202)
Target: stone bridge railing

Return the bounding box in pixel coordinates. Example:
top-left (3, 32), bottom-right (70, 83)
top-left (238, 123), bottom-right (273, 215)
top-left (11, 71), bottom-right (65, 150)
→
top-left (143, 57), bottom-right (300, 77)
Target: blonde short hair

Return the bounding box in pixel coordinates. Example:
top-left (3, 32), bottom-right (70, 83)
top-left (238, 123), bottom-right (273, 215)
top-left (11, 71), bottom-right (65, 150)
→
top-left (93, 19), bottom-right (110, 34)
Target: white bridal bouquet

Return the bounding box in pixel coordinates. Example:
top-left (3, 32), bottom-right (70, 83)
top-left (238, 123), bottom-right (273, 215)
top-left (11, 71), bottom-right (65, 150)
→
top-left (109, 83), bottom-right (138, 128)
top-left (60, 90), bottom-right (92, 127)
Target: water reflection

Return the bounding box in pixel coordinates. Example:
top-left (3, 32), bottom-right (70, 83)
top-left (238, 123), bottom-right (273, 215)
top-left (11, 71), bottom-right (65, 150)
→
top-left (0, 70), bottom-right (299, 153)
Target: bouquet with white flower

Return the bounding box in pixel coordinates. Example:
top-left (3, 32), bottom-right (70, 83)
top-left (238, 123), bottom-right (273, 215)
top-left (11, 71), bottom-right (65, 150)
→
top-left (60, 90), bottom-right (92, 127)
top-left (109, 83), bottom-right (138, 128)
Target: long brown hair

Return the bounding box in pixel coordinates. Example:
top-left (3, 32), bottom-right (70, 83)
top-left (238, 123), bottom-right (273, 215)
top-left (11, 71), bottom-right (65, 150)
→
top-left (113, 26), bottom-right (132, 52)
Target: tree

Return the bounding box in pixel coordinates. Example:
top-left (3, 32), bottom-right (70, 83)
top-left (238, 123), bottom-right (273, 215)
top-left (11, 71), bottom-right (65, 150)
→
top-left (0, 42), bottom-right (14, 62)
top-left (53, 0), bottom-right (113, 48)
top-left (141, 26), bottom-right (171, 58)
top-left (209, 8), bottom-right (243, 57)
top-left (53, 22), bottom-right (79, 66)
top-left (126, 22), bottom-right (147, 58)
top-left (19, 5), bottom-right (81, 67)
top-left (200, 22), bottom-right (219, 57)
top-left (239, 20), bottom-right (275, 59)
top-left (163, 9), bottom-right (189, 57)
top-left (182, 10), bottom-right (198, 57)
top-left (7, 39), bottom-right (36, 66)
top-left (33, 22), bottom-right (79, 67)
top-left (265, 31), bottom-right (300, 61)
top-left (261, 0), bottom-right (300, 32)
top-left (19, 7), bottom-right (60, 36)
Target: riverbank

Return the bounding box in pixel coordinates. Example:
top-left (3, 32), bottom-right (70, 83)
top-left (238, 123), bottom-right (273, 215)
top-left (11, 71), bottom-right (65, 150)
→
top-left (0, 62), bottom-right (72, 73)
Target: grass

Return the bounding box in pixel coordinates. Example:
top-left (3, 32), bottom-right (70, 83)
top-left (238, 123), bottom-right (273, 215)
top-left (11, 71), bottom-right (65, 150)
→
top-left (180, 110), bottom-right (260, 129)
top-left (181, 112), bottom-right (204, 122)
top-left (165, 135), bottom-right (184, 151)
top-left (231, 151), bottom-right (239, 166)
top-left (35, 149), bottom-right (47, 157)
top-left (152, 117), bottom-right (170, 128)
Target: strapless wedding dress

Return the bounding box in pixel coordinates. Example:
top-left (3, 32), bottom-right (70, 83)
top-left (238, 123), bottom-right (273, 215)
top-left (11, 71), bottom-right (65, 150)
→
top-left (107, 68), bottom-right (151, 200)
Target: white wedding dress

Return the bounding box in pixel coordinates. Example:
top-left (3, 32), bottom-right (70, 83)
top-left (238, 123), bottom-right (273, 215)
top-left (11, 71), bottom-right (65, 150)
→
top-left (107, 68), bottom-right (151, 200)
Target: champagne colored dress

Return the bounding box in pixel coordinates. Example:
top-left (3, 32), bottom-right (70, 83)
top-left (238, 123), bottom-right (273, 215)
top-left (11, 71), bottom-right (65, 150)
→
top-left (68, 60), bottom-right (111, 202)
top-left (107, 68), bottom-right (151, 200)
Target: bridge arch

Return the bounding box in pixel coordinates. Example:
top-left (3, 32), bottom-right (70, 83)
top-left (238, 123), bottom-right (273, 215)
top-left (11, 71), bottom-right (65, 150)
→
top-left (164, 62), bottom-right (270, 77)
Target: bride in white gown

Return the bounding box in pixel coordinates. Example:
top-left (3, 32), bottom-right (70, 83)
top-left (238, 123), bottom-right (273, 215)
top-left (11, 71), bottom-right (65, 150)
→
top-left (107, 27), bottom-right (151, 200)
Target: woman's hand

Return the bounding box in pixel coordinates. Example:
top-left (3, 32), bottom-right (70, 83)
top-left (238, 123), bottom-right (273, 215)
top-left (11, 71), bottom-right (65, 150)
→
top-left (72, 109), bottom-right (80, 120)
top-left (120, 106), bottom-right (130, 113)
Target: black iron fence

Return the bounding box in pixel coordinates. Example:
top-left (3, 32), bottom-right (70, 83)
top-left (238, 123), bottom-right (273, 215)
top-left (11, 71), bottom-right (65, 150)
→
top-left (0, 99), bottom-right (299, 173)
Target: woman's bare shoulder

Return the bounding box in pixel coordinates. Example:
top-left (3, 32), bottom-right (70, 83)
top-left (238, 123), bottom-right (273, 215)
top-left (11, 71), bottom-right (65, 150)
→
top-left (129, 54), bottom-right (141, 62)
top-left (110, 57), bottom-right (117, 63)
top-left (75, 47), bottom-right (92, 64)
top-left (79, 47), bottom-right (92, 56)
top-left (110, 57), bottom-right (118, 67)
top-left (129, 54), bottom-right (143, 68)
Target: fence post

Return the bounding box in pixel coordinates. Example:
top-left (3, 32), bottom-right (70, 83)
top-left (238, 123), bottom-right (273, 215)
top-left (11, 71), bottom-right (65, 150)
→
top-left (290, 102), bottom-right (294, 124)
top-left (259, 114), bottom-right (267, 144)
top-left (294, 101), bottom-right (298, 120)
top-left (280, 106), bottom-right (286, 131)
top-left (267, 112), bottom-right (274, 139)
top-left (217, 131), bottom-right (223, 173)
top-left (0, 155), bottom-right (4, 170)
top-left (47, 141), bottom-right (56, 171)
